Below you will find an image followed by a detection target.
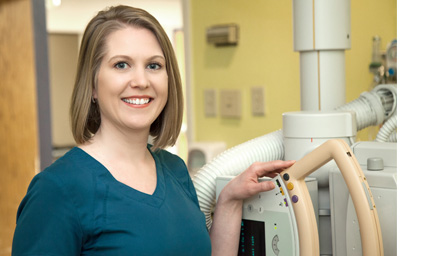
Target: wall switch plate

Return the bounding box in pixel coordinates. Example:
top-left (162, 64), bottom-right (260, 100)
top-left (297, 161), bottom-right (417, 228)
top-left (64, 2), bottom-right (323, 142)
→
top-left (220, 89), bottom-right (242, 118)
top-left (204, 89), bottom-right (217, 116)
top-left (251, 87), bottom-right (265, 116)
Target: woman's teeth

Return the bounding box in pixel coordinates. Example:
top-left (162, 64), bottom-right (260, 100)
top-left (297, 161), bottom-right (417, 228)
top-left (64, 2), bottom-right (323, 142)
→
top-left (122, 98), bottom-right (150, 105)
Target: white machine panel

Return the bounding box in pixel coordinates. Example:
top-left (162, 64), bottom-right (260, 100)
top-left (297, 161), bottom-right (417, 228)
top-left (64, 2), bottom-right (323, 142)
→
top-left (345, 187), bottom-right (396, 256)
top-left (330, 142), bottom-right (397, 256)
top-left (216, 175), bottom-right (318, 256)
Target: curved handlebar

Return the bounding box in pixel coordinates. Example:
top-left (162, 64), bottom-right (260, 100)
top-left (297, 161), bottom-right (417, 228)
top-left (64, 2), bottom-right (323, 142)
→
top-left (280, 139), bottom-right (383, 256)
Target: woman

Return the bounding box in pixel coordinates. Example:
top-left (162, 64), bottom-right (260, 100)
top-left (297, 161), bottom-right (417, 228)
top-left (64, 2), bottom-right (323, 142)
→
top-left (12, 5), bottom-right (294, 255)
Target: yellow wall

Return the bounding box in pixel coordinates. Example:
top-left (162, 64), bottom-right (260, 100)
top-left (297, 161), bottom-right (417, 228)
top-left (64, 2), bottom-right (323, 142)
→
top-left (190, 0), bottom-right (397, 148)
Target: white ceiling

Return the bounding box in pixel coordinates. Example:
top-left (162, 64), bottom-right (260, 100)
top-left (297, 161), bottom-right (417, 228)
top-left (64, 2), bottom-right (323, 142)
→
top-left (45, 0), bottom-right (183, 36)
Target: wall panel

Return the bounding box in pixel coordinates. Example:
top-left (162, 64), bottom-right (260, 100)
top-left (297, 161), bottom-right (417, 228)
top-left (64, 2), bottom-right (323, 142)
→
top-left (0, 0), bottom-right (39, 254)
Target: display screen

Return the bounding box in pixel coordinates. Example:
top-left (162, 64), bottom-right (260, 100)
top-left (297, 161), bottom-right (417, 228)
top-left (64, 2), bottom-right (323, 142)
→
top-left (238, 219), bottom-right (266, 256)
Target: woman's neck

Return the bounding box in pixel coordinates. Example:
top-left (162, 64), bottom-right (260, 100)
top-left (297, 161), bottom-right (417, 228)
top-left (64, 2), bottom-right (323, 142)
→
top-left (79, 123), bottom-right (158, 195)
top-left (80, 123), bottom-right (152, 165)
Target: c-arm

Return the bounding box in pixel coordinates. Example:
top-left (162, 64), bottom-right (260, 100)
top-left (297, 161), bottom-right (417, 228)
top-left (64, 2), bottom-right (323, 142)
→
top-left (280, 139), bottom-right (383, 256)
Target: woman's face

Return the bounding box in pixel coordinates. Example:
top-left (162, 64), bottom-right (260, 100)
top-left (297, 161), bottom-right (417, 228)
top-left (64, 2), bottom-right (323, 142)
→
top-left (95, 26), bottom-right (168, 134)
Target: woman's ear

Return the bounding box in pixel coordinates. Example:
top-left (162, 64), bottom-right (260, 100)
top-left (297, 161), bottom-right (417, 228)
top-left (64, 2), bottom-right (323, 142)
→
top-left (91, 88), bottom-right (98, 103)
top-left (92, 87), bottom-right (98, 100)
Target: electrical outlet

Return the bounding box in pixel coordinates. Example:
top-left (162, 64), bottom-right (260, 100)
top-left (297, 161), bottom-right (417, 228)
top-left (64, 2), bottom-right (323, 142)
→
top-left (220, 90), bottom-right (242, 118)
top-left (251, 87), bottom-right (265, 116)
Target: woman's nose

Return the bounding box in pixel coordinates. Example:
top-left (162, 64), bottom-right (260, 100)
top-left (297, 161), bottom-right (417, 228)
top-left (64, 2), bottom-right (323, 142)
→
top-left (130, 69), bottom-right (149, 89)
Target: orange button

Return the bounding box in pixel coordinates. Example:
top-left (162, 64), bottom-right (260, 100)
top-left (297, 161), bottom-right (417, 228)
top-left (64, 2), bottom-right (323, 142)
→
top-left (287, 182), bottom-right (294, 190)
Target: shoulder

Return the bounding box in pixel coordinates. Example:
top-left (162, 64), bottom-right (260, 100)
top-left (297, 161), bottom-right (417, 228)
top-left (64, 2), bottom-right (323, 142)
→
top-left (21, 147), bottom-right (97, 217)
top-left (41, 147), bottom-right (95, 186)
top-left (155, 148), bottom-right (185, 165)
top-left (13, 150), bottom-right (85, 255)
top-left (150, 147), bottom-right (201, 205)
top-left (151, 147), bottom-right (188, 174)
top-left (46, 147), bottom-right (90, 173)
top-left (22, 147), bottom-right (94, 207)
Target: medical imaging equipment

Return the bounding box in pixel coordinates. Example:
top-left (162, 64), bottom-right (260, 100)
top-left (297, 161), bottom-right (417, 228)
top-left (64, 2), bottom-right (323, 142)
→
top-left (193, 0), bottom-right (397, 255)
top-left (330, 142), bottom-right (396, 256)
top-left (216, 139), bottom-right (384, 256)
top-left (216, 176), bottom-right (312, 256)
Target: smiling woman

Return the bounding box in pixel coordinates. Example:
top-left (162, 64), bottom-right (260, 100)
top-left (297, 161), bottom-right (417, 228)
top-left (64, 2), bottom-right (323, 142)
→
top-left (93, 27), bottom-right (169, 136)
top-left (69, 7), bottom-right (183, 150)
top-left (12, 5), bottom-right (295, 256)
top-left (11, 6), bottom-right (206, 256)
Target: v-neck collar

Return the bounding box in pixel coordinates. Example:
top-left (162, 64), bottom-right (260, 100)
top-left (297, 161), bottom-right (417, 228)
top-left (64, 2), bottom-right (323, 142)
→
top-left (72, 146), bottom-right (166, 208)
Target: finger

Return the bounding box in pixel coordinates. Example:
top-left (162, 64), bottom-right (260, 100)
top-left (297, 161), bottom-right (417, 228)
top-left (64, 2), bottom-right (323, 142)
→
top-left (254, 181), bottom-right (275, 193)
top-left (263, 170), bottom-right (283, 178)
top-left (253, 160), bottom-right (296, 177)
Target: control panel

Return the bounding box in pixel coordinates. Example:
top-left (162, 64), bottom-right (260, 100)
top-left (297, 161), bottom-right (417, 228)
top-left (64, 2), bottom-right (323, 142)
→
top-left (217, 175), bottom-right (317, 256)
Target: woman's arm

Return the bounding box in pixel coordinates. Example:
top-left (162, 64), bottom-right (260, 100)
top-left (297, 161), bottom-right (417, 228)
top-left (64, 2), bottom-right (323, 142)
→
top-left (209, 160), bottom-right (295, 256)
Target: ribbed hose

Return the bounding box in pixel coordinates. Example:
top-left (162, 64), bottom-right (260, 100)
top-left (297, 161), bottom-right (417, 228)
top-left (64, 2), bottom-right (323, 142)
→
top-left (192, 130), bottom-right (284, 229)
top-left (194, 84), bottom-right (397, 229)
top-left (375, 113), bottom-right (397, 142)
top-left (388, 132), bottom-right (397, 142)
top-left (335, 92), bottom-right (383, 130)
top-left (335, 84), bottom-right (397, 131)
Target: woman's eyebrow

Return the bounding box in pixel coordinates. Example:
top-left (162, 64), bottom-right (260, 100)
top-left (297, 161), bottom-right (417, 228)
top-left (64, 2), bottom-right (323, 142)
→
top-left (107, 55), bottom-right (132, 62)
top-left (148, 55), bottom-right (166, 61)
top-left (107, 54), bottom-right (165, 62)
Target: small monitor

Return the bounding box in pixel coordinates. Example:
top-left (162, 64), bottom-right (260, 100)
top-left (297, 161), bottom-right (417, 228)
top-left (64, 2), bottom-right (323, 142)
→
top-left (238, 219), bottom-right (266, 256)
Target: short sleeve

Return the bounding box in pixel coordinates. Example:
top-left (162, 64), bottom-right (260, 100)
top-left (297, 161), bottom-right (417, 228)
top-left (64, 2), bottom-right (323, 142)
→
top-left (12, 171), bottom-right (83, 256)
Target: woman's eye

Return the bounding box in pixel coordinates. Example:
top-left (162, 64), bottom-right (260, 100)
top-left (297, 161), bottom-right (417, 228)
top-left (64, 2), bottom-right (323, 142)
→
top-left (147, 63), bottom-right (162, 70)
top-left (114, 62), bottom-right (129, 69)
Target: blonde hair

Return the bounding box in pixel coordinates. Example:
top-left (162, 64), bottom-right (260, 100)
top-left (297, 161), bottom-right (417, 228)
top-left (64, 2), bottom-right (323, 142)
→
top-left (70, 5), bottom-right (183, 150)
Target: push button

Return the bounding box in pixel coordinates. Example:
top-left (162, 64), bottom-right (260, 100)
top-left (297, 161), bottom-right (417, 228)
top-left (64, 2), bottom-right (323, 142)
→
top-left (283, 173), bottom-right (290, 181)
top-left (248, 204), bottom-right (254, 212)
top-left (272, 235), bottom-right (280, 255)
top-left (292, 195), bottom-right (299, 203)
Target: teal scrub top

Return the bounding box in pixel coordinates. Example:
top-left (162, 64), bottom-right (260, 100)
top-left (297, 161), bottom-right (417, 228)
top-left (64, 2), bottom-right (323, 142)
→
top-left (12, 147), bottom-right (211, 256)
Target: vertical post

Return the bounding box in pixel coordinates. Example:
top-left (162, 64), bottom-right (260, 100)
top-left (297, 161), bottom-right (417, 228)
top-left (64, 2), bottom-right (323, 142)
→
top-left (292, 0), bottom-right (351, 110)
top-left (32, 0), bottom-right (52, 171)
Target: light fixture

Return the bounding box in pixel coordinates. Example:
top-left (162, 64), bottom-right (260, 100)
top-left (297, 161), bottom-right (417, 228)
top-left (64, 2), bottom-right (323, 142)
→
top-left (52, 0), bottom-right (61, 7)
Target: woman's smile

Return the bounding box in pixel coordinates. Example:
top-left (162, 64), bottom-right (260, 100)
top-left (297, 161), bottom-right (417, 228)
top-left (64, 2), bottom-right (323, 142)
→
top-left (121, 96), bottom-right (153, 107)
top-left (94, 26), bottom-right (168, 132)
